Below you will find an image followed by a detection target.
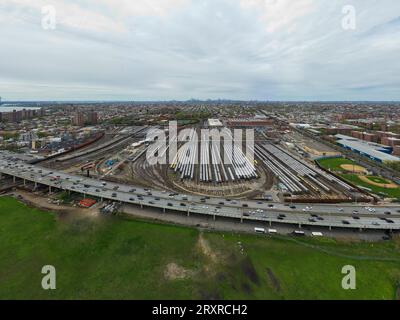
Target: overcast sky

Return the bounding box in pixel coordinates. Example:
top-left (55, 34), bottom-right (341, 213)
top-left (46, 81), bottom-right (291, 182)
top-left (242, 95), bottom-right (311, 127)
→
top-left (1, 0), bottom-right (399, 101)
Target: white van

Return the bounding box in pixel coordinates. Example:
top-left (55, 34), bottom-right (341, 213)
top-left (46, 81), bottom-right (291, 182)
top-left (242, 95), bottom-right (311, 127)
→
top-left (311, 232), bottom-right (323, 237)
top-left (268, 229), bottom-right (278, 234)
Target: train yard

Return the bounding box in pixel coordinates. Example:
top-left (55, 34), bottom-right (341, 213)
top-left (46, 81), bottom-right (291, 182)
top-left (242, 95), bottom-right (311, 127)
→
top-left (170, 128), bottom-right (258, 183)
top-left (253, 142), bottom-right (366, 203)
top-left (33, 121), bottom-right (375, 203)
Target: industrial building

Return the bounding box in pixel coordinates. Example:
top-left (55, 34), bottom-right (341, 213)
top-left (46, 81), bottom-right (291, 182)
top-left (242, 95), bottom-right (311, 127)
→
top-left (207, 119), bottom-right (223, 127)
top-left (335, 134), bottom-right (400, 163)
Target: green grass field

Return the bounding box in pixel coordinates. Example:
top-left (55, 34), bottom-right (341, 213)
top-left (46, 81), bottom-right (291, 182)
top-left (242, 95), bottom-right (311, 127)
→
top-left (341, 174), bottom-right (400, 199)
top-left (317, 158), bottom-right (400, 199)
top-left (1, 196), bottom-right (400, 300)
top-left (317, 157), bottom-right (360, 172)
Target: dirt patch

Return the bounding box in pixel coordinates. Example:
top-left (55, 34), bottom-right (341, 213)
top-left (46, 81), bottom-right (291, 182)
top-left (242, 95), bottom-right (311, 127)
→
top-left (340, 164), bottom-right (367, 174)
top-left (15, 190), bottom-right (100, 219)
top-left (358, 176), bottom-right (398, 189)
top-left (164, 263), bottom-right (193, 281)
top-left (197, 233), bottom-right (219, 264)
top-left (266, 268), bottom-right (281, 292)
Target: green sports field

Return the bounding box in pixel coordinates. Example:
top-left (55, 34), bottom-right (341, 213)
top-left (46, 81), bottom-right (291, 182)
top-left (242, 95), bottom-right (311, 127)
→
top-left (317, 157), bottom-right (360, 172)
top-left (341, 174), bottom-right (400, 199)
top-left (317, 158), bottom-right (400, 199)
top-left (0, 196), bottom-right (400, 300)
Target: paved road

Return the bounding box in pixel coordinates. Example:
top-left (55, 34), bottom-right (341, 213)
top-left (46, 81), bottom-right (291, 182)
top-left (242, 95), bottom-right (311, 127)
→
top-left (1, 151), bottom-right (400, 232)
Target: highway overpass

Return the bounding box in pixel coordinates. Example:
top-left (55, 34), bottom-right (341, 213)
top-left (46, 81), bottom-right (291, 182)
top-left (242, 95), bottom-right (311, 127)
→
top-left (1, 151), bottom-right (400, 232)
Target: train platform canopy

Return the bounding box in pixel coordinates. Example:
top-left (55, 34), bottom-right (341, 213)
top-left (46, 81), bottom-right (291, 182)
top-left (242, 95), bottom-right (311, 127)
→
top-left (335, 134), bottom-right (400, 163)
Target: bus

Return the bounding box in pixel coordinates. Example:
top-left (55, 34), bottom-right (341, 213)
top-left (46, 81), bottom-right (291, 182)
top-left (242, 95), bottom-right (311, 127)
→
top-left (254, 227), bottom-right (266, 234)
top-left (311, 232), bottom-right (323, 237)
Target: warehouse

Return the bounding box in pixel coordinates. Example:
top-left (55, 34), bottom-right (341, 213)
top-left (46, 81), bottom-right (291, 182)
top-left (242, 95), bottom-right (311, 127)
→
top-left (335, 135), bottom-right (400, 163)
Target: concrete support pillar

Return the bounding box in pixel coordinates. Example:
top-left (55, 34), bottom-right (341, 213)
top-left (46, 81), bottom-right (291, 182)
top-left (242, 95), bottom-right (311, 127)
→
top-left (299, 224), bottom-right (302, 229)
top-left (269, 220), bottom-right (272, 227)
top-left (49, 186), bottom-right (52, 194)
top-left (13, 176), bottom-right (16, 183)
top-left (213, 215), bottom-right (216, 221)
top-left (187, 210), bottom-right (190, 217)
top-left (163, 207), bottom-right (165, 213)
top-left (23, 179), bottom-right (26, 186)
top-left (34, 182), bottom-right (37, 190)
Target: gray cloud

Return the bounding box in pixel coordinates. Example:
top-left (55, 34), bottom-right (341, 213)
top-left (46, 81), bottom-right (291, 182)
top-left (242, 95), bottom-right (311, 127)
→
top-left (0, 0), bottom-right (399, 101)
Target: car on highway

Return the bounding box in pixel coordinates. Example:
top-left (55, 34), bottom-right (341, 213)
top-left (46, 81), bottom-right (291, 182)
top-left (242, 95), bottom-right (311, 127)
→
top-left (342, 220), bottom-right (350, 225)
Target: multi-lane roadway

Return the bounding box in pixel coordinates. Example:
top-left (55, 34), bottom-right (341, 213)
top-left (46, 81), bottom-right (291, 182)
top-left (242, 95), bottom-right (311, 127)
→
top-left (1, 151), bottom-right (400, 232)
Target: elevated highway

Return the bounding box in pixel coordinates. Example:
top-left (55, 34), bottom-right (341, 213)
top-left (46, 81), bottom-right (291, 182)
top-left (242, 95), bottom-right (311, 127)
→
top-left (1, 151), bottom-right (400, 232)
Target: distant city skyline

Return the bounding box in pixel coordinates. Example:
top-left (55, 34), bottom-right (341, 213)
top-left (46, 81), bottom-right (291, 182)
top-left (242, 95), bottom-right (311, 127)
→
top-left (1, 0), bottom-right (400, 101)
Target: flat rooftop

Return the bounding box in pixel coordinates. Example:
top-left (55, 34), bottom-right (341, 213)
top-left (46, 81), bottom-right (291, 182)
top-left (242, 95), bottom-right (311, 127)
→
top-left (335, 134), bottom-right (400, 162)
top-left (208, 119), bottom-right (223, 127)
